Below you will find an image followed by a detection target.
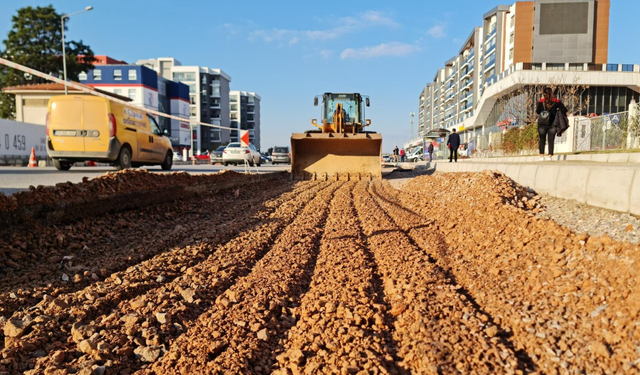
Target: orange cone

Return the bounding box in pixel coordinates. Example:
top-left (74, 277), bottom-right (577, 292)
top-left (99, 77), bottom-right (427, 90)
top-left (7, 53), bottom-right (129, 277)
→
top-left (28, 147), bottom-right (37, 168)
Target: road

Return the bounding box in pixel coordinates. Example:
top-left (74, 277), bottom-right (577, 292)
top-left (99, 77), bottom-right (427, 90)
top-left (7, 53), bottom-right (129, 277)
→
top-left (1, 170), bottom-right (638, 374)
top-left (0, 163), bottom-right (290, 195)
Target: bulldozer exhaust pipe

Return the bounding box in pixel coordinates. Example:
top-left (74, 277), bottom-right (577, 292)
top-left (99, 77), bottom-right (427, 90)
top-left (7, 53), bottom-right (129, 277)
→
top-left (290, 132), bottom-right (382, 181)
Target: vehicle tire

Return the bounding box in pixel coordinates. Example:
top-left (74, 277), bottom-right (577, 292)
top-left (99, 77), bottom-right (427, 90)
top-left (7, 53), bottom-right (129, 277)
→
top-left (53, 158), bottom-right (72, 171)
top-left (115, 147), bottom-right (132, 170)
top-left (256, 158), bottom-right (261, 167)
top-left (223, 162), bottom-right (228, 166)
top-left (161, 151), bottom-right (173, 170)
top-left (249, 159), bottom-right (255, 167)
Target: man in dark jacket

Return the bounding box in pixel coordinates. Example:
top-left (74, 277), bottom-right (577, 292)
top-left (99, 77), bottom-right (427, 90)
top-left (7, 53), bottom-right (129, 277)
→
top-left (447, 129), bottom-right (461, 162)
top-left (427, 143), bottom-right (434, 162)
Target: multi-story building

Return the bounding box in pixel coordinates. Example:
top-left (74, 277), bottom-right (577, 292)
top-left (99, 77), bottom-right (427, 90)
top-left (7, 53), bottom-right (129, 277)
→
top-left (137, 57), bottom-right (232, 153)
top-left (78, 64), bottom-right (191, 151)
top-left (229, 91), bottom-right (261, 149)
top-left (417, 0), bottom-right (640, 147)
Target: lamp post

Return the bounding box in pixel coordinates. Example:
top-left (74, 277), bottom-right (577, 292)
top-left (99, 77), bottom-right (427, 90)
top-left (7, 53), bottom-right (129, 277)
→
top-left (61, 6), bottom-right (93, 95)
top-left (410, 112), bottom-right (415, 140)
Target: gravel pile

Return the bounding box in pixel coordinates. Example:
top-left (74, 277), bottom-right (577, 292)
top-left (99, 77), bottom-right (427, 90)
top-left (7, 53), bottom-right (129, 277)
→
top-left (1, 170), bottom-right (638, 374)
top-left (536, 195), bottom-right (640, 244)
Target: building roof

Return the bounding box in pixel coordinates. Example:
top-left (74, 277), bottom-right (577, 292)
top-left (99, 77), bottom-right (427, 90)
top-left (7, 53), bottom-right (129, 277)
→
top-left (483, 4), bottom-right (511, 19)
top-left (2, 82), bottom-right (133, 102)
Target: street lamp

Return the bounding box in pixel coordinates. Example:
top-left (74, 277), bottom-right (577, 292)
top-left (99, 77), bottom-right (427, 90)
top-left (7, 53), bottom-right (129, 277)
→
top-left (61, 6), bottom-right (93, 95)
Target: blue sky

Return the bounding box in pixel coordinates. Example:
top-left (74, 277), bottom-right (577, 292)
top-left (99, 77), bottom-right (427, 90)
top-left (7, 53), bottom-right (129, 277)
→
top-left (1, 0), bottom-right (639, 152)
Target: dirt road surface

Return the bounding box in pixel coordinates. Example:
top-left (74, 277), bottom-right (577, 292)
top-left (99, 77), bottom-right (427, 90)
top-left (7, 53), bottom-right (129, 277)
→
top-left (1, 169), bottom-right (639, 374)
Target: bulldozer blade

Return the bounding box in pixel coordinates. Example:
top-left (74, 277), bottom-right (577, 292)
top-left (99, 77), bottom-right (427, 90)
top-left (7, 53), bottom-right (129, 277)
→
top-left (290, 132), bottom-right (382, 181)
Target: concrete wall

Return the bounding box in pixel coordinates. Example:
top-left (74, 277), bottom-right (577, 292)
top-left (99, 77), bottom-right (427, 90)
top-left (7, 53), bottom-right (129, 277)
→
top-left (0, 119), bottom-right (47, 165)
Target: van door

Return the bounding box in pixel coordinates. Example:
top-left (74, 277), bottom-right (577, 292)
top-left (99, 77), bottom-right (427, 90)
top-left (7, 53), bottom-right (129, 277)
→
top-left (148, 115), bottom-right (167, 162)
top-left (82, 96), bottom-right (110, 153)
top-left (49, 96), bottom-right (84, 152)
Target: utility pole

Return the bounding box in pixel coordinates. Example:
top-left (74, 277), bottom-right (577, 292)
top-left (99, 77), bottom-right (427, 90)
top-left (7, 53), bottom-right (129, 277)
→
top-left (61, 6), bottom-right (93, 95)
top-left (410, 112), bottom-right (415, 140)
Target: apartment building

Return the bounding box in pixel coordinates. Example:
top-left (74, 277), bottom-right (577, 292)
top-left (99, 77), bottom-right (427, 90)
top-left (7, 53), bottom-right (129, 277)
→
top-left (229, 91), bottom-right (261, 149)
top-left (417, 0), bottom-right (640, 145)
top-left (137, 58), bottom-right (232, 153)
top-left (78, 64), bottom-right (191, 150)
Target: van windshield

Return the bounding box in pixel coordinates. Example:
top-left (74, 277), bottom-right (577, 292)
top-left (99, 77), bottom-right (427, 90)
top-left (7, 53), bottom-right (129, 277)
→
top-left (274, 147), bottom-right (288, 153)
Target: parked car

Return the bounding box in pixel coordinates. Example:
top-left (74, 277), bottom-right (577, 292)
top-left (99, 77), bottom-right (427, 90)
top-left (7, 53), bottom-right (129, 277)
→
top-left (173, 153), bottom-right (183, 162)
top-left (222, 142), bottom-right (261, 166)
top-left (210, 146), bottom-right (226, 164)
top-left (190, 151), bottom-right (210, 162)
top-left (382, 155), bottom-right (393, 163)
top-left (46, 95), bottom-right (173, 171)
top-left (271, 146), bottom-right (291, 165)
top-left (407, 147), bottom-right (424, 163)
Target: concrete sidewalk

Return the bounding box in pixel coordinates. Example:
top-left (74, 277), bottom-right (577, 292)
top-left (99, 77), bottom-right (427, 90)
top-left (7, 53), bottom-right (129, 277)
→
top-left (394, 158), bottom-right (640, 216)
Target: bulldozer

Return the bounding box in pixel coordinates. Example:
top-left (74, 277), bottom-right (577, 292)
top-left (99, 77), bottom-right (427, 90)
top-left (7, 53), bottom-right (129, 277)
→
top-left (291, 93), bottom-right (382, 180)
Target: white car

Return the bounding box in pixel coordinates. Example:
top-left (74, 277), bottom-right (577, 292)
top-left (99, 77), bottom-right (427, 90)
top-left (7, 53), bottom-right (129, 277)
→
top-left (172, 153), bottom-right (183, 162)
top-left (407, 147), bottom-right (424, 163)
top-left (222, 142), bottom-right (262, 166)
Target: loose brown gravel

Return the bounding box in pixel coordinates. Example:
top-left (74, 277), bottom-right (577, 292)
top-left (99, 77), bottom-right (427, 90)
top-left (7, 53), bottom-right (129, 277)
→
top-left (1, 170), bottom-right (638, 375)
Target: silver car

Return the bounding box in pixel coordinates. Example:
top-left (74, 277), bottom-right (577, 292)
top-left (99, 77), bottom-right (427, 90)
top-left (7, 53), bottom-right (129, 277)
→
top-left (222, 142), bottom-right (261, 166)
top-left (271, 146), bottom-right (291, 165)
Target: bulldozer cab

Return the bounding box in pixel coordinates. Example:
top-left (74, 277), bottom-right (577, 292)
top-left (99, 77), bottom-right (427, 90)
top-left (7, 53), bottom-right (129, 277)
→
top-left (291, 92), bottom-right (381, 181)
top-left (314, 93), bottom-right (370, 134)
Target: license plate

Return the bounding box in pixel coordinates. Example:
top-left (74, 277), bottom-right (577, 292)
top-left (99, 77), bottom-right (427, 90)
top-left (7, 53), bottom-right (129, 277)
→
top-left (54, 130), bottom-right (77, 136)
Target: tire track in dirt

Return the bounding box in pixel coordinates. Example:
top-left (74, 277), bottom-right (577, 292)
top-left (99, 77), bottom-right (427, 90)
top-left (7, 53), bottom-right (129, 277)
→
top-left (273, 183), bottom-right (403, 375)
top-left (0, 178), bottom-right (297, 320)
top-left (1, 181), bottom-right (323, 374)
top-left (384, 173), bottom-right (640, 374)
top-left (369, 181), bottom-right (536, 373)
top-left (353, 181), bottom-right (522, 374)
top-left (141, 181), bottom-right (342, 374)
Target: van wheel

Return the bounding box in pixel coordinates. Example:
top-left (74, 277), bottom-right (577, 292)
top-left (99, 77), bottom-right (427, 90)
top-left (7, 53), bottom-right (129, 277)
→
top-left (161, 152), bottom-right (173, 170)
top-left (53, 158), bottom-right (71, 171)
top-left (223, 162), bottom-right (228, 166)
top-left (249, 159), bottom-right (255, 167)
top-left (115, 147), bottom-right (132, 170)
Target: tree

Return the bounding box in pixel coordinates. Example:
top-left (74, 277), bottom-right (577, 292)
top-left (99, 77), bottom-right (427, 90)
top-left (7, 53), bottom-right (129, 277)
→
top-left (0, 5), bottom-right (96, 119)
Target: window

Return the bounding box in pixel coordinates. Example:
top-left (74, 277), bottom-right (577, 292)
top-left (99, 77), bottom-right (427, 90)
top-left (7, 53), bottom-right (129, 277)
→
top-left (128, 70), bottom-right (137, 80)
top-left (511, 14), bottom-right (515, 28)
top-left (509, 48), bottom-right (513, 60)
top-left (114, 88), bottom-right (122, 95)
top-left (190, 107), bottom-right (197, 117)
top-left (114, 69), bottom-right (122, 80)
top-left (128, 88), bottom-right (137, 101)
top-left (148, 115), bottom-right (161, 135)
top-left (94, 69), bottom-right (102, 80)
top-left (173, 72), bottom-right (196, 81)
top-left (79, 72), bottom-right (87, 81)
top-left (202, 76), bottom-right (207, 84)
top-left (188, 83), bottom-right (196, 93)
top-left (190, 95), bottom-right (196, 105)
top-left (509, 32), bottom-right (514, 44)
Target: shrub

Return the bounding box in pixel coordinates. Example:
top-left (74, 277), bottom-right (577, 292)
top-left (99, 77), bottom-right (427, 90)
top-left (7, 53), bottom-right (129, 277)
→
top-left (501, 123), bottom-right (538, 154)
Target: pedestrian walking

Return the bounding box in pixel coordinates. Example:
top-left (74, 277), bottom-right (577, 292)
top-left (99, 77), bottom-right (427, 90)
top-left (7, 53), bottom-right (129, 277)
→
top-left (393, 146), bottom-right (399, 162)
top-left (447, 129), bottom-right (461, 162)
top-left (399, 148), bottom-right (405, 162)
top-left (427, 143), bottom-right (434, 162)
top-left (536, 87), bottom-right (567, 161)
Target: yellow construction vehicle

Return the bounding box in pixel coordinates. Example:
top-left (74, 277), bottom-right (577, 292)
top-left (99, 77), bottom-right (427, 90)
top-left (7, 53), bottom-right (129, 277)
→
top-left (291, 93), bottom-right (382, 180)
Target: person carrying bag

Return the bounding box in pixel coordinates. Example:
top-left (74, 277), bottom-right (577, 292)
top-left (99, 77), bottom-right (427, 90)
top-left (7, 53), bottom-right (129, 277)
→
top-left (536, 87), bottom-right (568, 161)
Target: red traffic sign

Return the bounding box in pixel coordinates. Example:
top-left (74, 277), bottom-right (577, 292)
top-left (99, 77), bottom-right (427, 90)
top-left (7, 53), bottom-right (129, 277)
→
top-left (240, 130), bottom-right (250, 147)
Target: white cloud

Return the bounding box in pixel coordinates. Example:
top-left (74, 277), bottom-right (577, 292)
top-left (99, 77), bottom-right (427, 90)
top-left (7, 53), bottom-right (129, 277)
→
top-left (248, 10), bottom-right (399, 45)
top-left (319, 50), bottom-right (334, 59)
top-left (340, 42), bottom-right (421, 60)
top-left (427, 24), bottom-right (446, 38)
